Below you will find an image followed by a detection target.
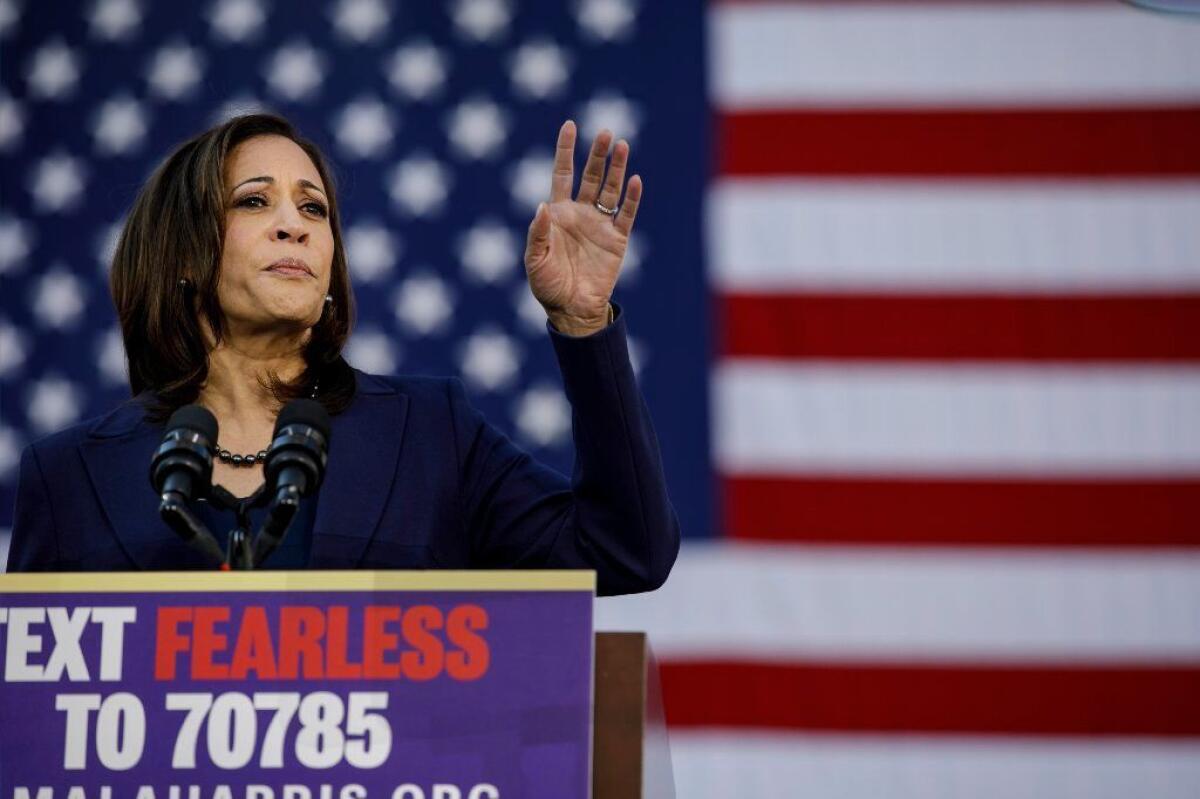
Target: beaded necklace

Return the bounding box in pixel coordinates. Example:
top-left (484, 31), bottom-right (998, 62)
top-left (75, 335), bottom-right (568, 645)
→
top-left (216, 380), bottom-right (319, 468)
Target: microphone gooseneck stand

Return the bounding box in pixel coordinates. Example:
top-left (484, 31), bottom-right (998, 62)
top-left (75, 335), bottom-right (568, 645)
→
top-left (160, 496), bottom-right (227, 567)
top-left (162, 463), bottom-right (309, 571)
top-left (149, 400), bottom-right (331, 571)
top-left (204, 482), bottom-right (292, 568)
top-left (251, 485), bottom-right (301, 568)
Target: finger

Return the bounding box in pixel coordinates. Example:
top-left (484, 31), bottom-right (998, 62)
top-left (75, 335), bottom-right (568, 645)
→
top-left (595, 139), bottom-right (629, 212)
top-left (614, 175), bottom-right (642, 236)
top-left (550, 120), bottom-right (575, 203)
top-left (576, 129), bottom-right (613, 204)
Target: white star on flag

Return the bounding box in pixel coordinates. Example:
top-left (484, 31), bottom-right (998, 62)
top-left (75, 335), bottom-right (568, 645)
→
top-left (508, 150), bottom-right (555, 212)
top-left (618, 231), bottom-right (645, 283)
top-left (0, 93), bottom-right (24, 151)
top-left (509, 40), bottom-right (572, 100)
top-left (146, 42), bottom-right (206, 101)
top-left (25, 40), bottom-right (82, 100)
top-left (452, 0), bottom-right (511, 43)
top-left (626, 335), bottom-right (646, 375)
top-left (25, 376), bottom-right (84, 434)
top-left (0, 215), bottom-right (34, 274)
top-left (446, 97), bottom-right (509, 160)
top-left (92, 95), bottom-right (150, 156)
top-left (512, 284), bottom-right (548, 333)
top-left (459, 328), bottom-right (521, 392)
top-left (387, 155), bottom-right (452, 217)
top-left (576, 0), bottom-right (638, 42)
top-left (0, 320), bottom-right (28, 377)
top-left (458, 220), bottom-right (520, 284)
top-left (208, 0), bottom-right (266, 44)
top-left (345, 222), bottom-right (400, 283)
top-left (0, 0), bottom-right (19, 38)
top-left (333, 97), bottom-right (396, 160)
top-left (0, 426), bottom-right (20, 481)
top-left (331, 0), bottom-right (391, 43)
top-left (97, 326), bottom-right (128, 386)
top-left (264, 41), bottom-right (326, 102)
top-left (393, 272), bottom-right (455, 336)
top-left (578, 91), bottom-right (642, 142)
top-left (344, 327), bottom-right (401, 375)
top-left (385, 41), bottom-right (449, 101)
top-left (31, 266), bottom-right (88, 329)
top-left (89, 0), bottom-right (142, 42)
top-left (514, 383), bottom-right (572, 447)
top-left (211, 94), bottom-right (268, 124)
top-left (28, 153), bottom-right (88, 214)
top-left (94, 220), bottom-right (123, 273)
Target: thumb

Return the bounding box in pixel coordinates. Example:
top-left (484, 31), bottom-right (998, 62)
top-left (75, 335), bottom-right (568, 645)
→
top-left (527, 202), bottom-right (551, 249)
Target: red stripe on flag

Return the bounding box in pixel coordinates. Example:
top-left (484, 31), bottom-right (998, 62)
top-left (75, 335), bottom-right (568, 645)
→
top-left (718, 293), bottom-right (1200, 361)
top-left (724, 476), bottom-right (1200, 546)
top-left (718, 107), bottom-right (1200, 177)
top-left (660, 660), bottom-right (1200, 735)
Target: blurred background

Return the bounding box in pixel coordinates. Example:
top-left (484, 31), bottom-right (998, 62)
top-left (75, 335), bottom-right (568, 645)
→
top-left (1, 0), bottom-right (1199, 795)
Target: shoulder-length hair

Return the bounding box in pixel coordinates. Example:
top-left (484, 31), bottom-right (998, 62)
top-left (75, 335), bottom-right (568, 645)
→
top-left (110, 113), bottom-right (356, 423)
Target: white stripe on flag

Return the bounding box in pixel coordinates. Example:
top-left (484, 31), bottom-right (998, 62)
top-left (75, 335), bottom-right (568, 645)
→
top-left (709, 179), bottom-right (1200, 293)
top-left (713, 362), bottom-right (1200, 475)
top-left (668, 731), bottom-right (1200, 799)
top-left (711, 3), bottom-right (1200, 109)
top-left (595, 542), bottom-right (1200, 661)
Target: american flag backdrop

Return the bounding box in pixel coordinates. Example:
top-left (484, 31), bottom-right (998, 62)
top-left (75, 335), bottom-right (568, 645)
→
top-left (2, 0), bottom-right (1200, 795)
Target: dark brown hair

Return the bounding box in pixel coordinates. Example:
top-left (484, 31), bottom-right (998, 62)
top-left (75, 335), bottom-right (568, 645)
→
top-left (110, 113), bottom-right (356, 423)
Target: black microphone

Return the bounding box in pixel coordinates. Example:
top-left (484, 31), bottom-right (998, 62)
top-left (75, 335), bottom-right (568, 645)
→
top-left (150, 405), bottom-right (225, 567)
top-left (266, 398), bottom-right (331, 500)
top-left (253, 399), bottom-right (331, 567)
top-left (151, 405), bottom-right (217, 502)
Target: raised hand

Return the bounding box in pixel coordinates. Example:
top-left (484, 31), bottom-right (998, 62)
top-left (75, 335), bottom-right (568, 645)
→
top-left (523, 120), bottom-right (643, 336)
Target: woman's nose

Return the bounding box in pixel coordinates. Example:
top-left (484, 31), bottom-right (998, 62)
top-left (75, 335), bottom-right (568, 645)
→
top-left (274, 225), bottom-right (308, 242)
top-left (273, 207), bottom-right (309, 242)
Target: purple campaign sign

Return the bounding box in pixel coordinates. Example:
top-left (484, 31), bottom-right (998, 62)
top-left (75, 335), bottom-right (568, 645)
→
top-left (0, 571), bottom-right (595, 799)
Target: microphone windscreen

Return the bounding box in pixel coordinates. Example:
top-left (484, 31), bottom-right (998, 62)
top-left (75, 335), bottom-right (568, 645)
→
top-left (274, 398), bottom-right (331, 439)
top-left (167, 404), bottom-right (218, 443)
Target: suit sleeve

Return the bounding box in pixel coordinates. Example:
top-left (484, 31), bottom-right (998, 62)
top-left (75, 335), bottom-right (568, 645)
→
top-left (6, 444), bottom-right (61, 572)
top-left (450, 305), bottom-right (681, 596)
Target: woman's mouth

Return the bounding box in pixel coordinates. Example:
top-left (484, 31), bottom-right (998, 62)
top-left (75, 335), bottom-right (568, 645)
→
top-left (265, 258), bottom-right (314, 278)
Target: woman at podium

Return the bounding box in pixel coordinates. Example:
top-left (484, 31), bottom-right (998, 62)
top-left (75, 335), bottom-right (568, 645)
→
top-left (7, 113), bottom-right (680, 595)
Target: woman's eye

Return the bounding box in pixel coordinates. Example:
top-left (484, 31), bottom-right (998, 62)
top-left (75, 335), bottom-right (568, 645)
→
top-left (234, 194), bottom-right (326, 217)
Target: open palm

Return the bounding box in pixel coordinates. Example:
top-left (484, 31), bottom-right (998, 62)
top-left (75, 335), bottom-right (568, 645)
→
top-left (524, 120), bottom-right (643, 336)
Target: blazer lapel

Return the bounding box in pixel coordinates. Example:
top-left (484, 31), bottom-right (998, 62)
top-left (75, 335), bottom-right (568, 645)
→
top-left (78, 401), bottom-right (167, 570)
top-left (309, 371), bottom-right (408, 568)
top-left (77, 374), bottom-right (407, 570)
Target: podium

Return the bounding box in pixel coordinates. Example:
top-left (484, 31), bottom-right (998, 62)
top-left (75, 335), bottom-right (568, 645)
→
top-left (0, 571), bottom-right (672, 798)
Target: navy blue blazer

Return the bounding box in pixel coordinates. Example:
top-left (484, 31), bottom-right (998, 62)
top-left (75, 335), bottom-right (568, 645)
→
top-left (7, 313), bottom-right (680, 596)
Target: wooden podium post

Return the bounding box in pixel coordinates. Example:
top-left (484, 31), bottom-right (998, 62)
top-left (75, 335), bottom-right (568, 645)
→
top-left (593, 631), bottom-right (676, 799)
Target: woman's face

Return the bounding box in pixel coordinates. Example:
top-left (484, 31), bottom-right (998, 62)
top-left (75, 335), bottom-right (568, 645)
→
top-left (217, 134), bottom-right (334, 336)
